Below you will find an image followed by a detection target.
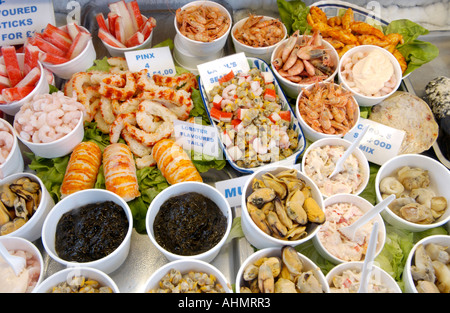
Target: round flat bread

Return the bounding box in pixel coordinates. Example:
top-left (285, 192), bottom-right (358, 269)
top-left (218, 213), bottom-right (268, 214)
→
top-left (369, 91), bottom-right (438, 154)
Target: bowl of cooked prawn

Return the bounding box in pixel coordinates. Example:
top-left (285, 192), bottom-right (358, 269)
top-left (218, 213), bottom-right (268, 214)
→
top-left (270, 30), bottom-right (339, 99)
top-left (338, 45), bottom-right (402, 107)
top-left (174, 1), bottom-right (232, 56)
top-left (14, 91), bottom-right (85, 159)
top-left (295, 82), bottom-right (360, 142)
top-left (0, 118), bottom-right (24, 178)
top-left (231, 14), bottom-right (287, 63)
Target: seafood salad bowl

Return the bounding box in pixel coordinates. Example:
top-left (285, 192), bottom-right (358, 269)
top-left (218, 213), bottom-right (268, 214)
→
top-left (0, 172), bottom-right (54, 242)
top-left (0, 118), bottom-right (24, 178)
top-left (236, 246), bottom-right (329, 293)
top-left (375, 154), bottom-right (450, 232)
top-left (241, 166), bottom-right (325, 250)
top-left (270, 30), bottom-right (339, 98)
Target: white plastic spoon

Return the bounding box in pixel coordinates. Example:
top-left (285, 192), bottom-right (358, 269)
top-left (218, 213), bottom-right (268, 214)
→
top-left (338, 194), bottom-right (395, 242)
top-left (358, 221), bottom-right (379, 293)
top-left (0, 241), bottom-right (26, 276)
top-left (328, 125), bottom-right (369, 179)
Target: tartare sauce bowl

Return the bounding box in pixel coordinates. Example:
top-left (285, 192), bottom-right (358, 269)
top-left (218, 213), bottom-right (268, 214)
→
top-left (32, 266), bottom-right (120, 293)
top-left (270, 36), bottom-right (339, 99)
top-left (142, 258), bottom-right (232, 293)
top-left (241, 165), bottom-right (324, 250)
top-left (312, 193), bottom-right (386, 264)
top-left (146, 181), bottom-right (232, 263)
top-left (41, 189), bottom-right (133, 274)
top-left (174, 1), bottom-right (232, 57)
top-left (0, 118), bottom-right (24, 178)
top-left (338, 45), bottom-right (402, 107)
top-left (375, 154), bottom-right (450, 232)
top-left (301, 137), bottom-right (370, 198)
top-left (0, 236), bottom-right (44, 292)
top-left (326, 261), bottom-right (401, 293)
top-left (402, 235), bottom-right (450, 293)
top-left (236, 247), bottom-right (329, 293)
top-left (295, 82), bottom-right (360, 142)
top-left (231, 15), bottom-right (287, 63)
top-left (0, 172), bottom-right (54, 242)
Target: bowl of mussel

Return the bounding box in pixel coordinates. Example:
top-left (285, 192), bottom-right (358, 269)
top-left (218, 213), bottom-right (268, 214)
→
top-left (236, 246), bottom-right (329, 293)
top-left (241, 166), bottom-right (325, 249)
top-left (0, 172), bottom-right (54, 242)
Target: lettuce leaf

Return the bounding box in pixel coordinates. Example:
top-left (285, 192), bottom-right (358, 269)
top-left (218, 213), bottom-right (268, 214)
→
top-left (277, 0), bottom-right (311, 35)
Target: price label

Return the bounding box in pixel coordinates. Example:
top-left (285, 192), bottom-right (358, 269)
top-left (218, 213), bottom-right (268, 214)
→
top-left (124, 46), bottom-right (176, 76)
top-left (344, 118), bottom-right (405, 165)
top-left (0, 0), bottom-right (55, 45)
top-left (197, 52), bottom-right (250, 97)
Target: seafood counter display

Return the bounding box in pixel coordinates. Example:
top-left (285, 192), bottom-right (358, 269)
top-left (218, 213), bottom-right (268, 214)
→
top-left (0, 0), bottom-right (448, 294)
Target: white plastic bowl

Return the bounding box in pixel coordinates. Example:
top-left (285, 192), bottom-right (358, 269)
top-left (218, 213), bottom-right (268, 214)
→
top-left (174, 1), bottom-right (231, 57)
top-left (236, 247), bottom-right (329, 293)
top-left (403, 235), bottom-right (450, 293)
top-left (241, 165), bottom-right (324, 250)
top-left (338, 45), bottom-right (402, 107)
top-left (0, 118), bottom-right (23, 178)
top-left (231, 15), bottom-right (287, 63)
top-left (0, 54), bottom-right (49, 116)
top-left (326, 261), bottom-right (402, 293)
top-left (313, 193), bottom-right (386, 264)
top-left (142, 259), bottom-right (232, 293)
top-left (0, 236), bottom-right (44, 293)
top-left (295, 82), bottom-right (360, 142)
top-left (0, 172), bottom-right (54, 242)
top-left (146, 181), bottom-right (232, 263)
top-left (270, 35), bottom-right (339, 99)
top-left (375, 154), bottom-right (450, 232)
top-left (15, 110), bottom-right (84, 159)
top-left (32, 266), bottom-right (120, 293)
top-left (301, 137), bottom-right (370, 198)
top-left (41, 189), bottom-right (133, 274)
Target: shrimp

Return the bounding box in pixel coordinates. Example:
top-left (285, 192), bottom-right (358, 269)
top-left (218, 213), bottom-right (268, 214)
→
top-left (0, 131), bottom-right (13, 151)
top-left (136, 100), bottom-right (178, 133)
top-left (47, 109), bottom-right (64, 127)
top-left (38, 125), bottom-right (57, 143)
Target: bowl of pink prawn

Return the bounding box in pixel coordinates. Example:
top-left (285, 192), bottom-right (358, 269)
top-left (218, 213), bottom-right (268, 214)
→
top-left (13, 91), bottom-right (85, 158)
top-left (0, 118), bottom-right (24, 178)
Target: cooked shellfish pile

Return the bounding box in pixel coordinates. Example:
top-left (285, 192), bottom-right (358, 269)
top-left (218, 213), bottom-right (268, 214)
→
top-left (379, 166), bottom-right (447, 224)
top-left (51, 276), bottom-right (113, 293)
top-left (240, 246), bottom-right (325, 293)
top-left (0, 177), bottom-right (41, 236)
top-left (411, 243), bottom-right (450, 293)
top-left (246, 169), bottom-right (325, 241)
top-left (148, 268), bottom-right (227, 293)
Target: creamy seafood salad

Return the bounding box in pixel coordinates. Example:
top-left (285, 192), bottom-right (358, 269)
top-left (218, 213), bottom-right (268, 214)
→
top-left (303, 144), bottom-right (363, 197)
top-left (329, 268), bottom-right (396, 293)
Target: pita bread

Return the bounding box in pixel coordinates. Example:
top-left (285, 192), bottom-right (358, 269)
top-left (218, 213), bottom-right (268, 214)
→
top-left (369, 91), bottom-right (438, 154)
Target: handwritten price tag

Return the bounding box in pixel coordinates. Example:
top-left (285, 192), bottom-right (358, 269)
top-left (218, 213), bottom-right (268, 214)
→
top-left (125, 46), bottom-right (176, 76)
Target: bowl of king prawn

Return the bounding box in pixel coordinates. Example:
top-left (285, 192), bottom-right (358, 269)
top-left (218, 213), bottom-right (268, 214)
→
top-left (270, 30), bottom-right (339, 98)
top-left (241, 166), bottom-right (325, 250)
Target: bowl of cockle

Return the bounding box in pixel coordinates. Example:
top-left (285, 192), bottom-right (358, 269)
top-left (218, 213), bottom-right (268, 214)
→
top-left (199, 57), bottom-right (306, 174)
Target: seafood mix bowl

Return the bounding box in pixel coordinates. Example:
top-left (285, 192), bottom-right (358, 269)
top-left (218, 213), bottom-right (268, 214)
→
top-left (375, 154), bottom-right (450, 232)
top-left (231, 15), bottom-right (287, 63)
top-left (0, 118), bottom-right (24, 178)
top-left (301, 137), bottom-right (370, 198)
top-left (41, 189), bottom-right (133, 274)
top-left (312, 193), bottom-right (386, 264)
top-left (174, 1), bottom-right (232, 57)
top-left (402, 235), bottom-right (450, 293)
top-left (241, 166), bottom-right (325, 250)
top-left (270, 32), bottom-right (339, 99)
top-left (0, 236), bottom-right (44, 293)
top-left (32, 266), bottom-right (120, 293)
top-left (326, 261), bottom-right (401, 293)
top-left (236, 246), bottom-right (329, 293)
top-left (142, 259), bottom-right (232, 293)
top-left (146, 181), bottom-right (232, 263)
top-left (0, 172), bottom-right (54, 242)
top-left (338, 45), bottom-right (402, 107)
top-left (295, 82), bottom-right (360, 142)
top-left (0, 54), bottom-right (49, 116)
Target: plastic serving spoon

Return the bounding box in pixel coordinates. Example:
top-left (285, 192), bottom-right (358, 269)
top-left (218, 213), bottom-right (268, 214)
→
top-left (328, 125), bottom-right (369, 179)
top-left (358, 221), bottom-right (379, 293)
top-left (0, 241), bottom-right (26, 276)
top-left (338, 194), bottom-right (395, 242)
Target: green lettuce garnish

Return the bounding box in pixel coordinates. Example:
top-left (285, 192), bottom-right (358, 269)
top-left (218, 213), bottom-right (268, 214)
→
top-left (277, 0), bottom-right (311, 35)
